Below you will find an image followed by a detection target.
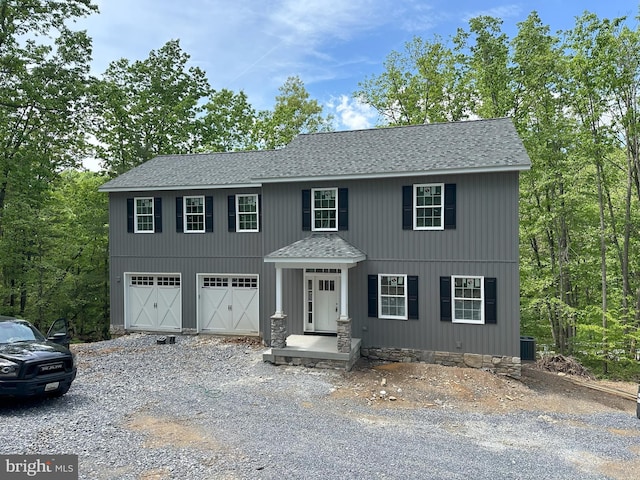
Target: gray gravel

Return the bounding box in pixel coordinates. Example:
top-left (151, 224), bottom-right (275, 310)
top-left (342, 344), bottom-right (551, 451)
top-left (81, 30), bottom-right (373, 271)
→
top-left (1, 334), bottom-right (638, 479)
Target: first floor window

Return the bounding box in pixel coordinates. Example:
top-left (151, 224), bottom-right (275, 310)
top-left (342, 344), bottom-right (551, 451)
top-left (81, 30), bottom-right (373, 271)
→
top-left (379, 274), bottom-right (407, 319)
top-left (312, 188), bottom-right (337, 231)
top-left (237, 194), bottom-right (258, 232)
top-left (452, 275), bottom-right (483, 323)
top-left (184, 196), bottom-right (205, 232)
top-left (135, 197), bottom-right (154, 232)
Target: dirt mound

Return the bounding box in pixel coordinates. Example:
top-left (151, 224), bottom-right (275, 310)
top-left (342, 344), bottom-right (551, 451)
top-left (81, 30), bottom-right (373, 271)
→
top-left (534, 354), bottom-right (592, 378)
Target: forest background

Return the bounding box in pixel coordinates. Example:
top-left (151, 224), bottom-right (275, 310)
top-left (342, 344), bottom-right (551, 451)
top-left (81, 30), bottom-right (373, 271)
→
top-left (1, 1), bottom-right (639, 378)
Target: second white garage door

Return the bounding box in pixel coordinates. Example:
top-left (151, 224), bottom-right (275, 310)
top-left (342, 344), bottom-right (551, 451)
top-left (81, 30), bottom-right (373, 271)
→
top-left (198, 275), bottom-right (259, 335)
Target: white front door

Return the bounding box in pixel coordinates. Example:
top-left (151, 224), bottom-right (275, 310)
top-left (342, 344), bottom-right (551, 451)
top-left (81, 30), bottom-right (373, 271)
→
top-left (305, 275), bottom-right (340, 333)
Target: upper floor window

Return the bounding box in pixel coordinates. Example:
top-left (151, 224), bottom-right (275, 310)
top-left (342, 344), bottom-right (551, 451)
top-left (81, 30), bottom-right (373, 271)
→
top-left (414, 183), bottom-right (443, 230)
top-left (176, 196), bottom-right (213, 233)
top-left (127, 197), bottom-right (162, 234)
top-left (302, 188), bottom-right (348, 232)
top-left (403, 183), bottom-right (456, 231)
top-left (228, 194), bottom-right (260, 232)
top-left (237, 194), bottom-right (259, 232)
top-left (185, 196), bottom-right (205, 233)
top-left (135, 197), bottom-right (154, 233)
top-left (312, 188), bottom-right (337, 231)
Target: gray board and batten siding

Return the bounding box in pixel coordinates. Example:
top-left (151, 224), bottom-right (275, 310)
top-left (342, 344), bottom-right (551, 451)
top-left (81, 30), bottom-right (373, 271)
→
top-left (100, 118), bottom-right (531, 359)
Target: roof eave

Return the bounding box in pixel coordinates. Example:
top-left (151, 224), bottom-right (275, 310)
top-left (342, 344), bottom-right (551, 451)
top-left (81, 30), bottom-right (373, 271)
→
top-left (264, 255), bottom-right (367, 268)
top-left (255, 164), bottom-right (531, 184)
top-left (99, 182), bottom-right (263, 193)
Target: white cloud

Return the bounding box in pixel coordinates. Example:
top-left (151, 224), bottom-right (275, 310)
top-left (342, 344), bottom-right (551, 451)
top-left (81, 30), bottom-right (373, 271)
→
top-left (328, 95), bottom-right (378, 131)
top-left (462, 4), bottom-right (523, 22)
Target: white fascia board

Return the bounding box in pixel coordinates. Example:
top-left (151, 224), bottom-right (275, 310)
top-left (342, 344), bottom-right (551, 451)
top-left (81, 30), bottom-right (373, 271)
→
top-left (99, 183), bottom-right (262, 193)
top-left (264, 257), bottom-right (366, 269)
top-left (255, 164), bottom-right (531, 184)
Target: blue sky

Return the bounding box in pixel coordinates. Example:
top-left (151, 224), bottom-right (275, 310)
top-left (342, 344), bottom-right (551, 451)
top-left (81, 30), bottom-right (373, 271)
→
top-left (77, 0), bottom-right (637, 131)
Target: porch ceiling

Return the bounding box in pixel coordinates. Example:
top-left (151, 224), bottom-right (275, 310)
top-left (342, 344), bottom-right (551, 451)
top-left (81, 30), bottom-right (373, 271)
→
top-left (264, 233), bottom-right (366, 267)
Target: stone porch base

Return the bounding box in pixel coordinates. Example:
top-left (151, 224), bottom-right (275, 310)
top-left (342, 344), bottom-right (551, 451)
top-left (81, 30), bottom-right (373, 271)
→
top-left (263, 334), bottom-right (361, 371)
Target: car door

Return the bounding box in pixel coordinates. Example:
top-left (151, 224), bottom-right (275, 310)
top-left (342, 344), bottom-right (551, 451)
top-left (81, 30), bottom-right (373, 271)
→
top-left (47, 317), bottom-right (71, 349)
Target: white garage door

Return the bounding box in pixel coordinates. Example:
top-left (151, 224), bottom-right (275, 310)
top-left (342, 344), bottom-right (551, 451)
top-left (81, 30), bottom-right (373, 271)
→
top-left (127, 274), bottom-right (182, 332)
top-left (199, 275), bottom-right (259, 335)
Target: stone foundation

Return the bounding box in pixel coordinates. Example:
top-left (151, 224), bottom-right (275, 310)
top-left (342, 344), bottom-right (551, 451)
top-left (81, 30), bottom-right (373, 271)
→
top-left (361, 347), bottom-right (521, 378)
top-left (109, 325), bottom-right (126, 336)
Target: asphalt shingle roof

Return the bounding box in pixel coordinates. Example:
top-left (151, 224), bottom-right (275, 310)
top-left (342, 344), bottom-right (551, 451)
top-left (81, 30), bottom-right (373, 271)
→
top-left (99, 150), bottom-right (278, 192)
top-left (99, 118), bottom-right (530, 192)
top-left (264, 234), bottom-right (366, 263)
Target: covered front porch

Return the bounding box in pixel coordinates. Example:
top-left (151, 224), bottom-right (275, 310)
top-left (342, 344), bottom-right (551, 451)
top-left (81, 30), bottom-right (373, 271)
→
top-left (262, 233), bottom-right (366, 371)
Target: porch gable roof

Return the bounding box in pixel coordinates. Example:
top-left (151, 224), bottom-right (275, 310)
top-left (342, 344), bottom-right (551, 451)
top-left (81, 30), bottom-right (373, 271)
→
top-left (264, 234), bottom-right (366, 265)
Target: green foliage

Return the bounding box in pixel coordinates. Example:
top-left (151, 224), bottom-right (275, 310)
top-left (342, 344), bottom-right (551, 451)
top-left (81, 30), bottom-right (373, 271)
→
top-left (356, 36), bottom-right (470, 125)
top-left (255, 76), bottom-right (333, 149)
top-left (92, 40), bottom-right (211, 175)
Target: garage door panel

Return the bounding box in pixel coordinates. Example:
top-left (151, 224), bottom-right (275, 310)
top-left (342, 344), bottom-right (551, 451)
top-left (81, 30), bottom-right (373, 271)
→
top-left (231, 288), bottom-right (259, 332)
top-left (199, 275), bottom-right (259, 334)
top-left (127, 274), bottom-right (182, 332)
top-left (200, 287), bottom-right (232, 332)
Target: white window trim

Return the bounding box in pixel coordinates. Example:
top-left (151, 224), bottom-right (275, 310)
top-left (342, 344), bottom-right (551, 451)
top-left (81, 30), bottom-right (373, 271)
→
top-left (311, 187), bottom-right (338, 232)
top-left (413, 183), bottom-right (444, 231)
top-left (451, 275), bottom-right (485, 324)
top-left (184, 195), bottom-right (205, 233)
top-left (236, 194), bottom-right (259, 233)
top-left (134, 197), bottom-right (154, 233)
top-left (378, 274), bottom-right (408, 320)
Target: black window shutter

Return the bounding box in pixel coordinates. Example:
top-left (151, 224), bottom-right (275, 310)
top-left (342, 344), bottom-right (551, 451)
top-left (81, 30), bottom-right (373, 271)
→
top-left (127, 198), bottom-right (134, 233)
top-left (338, 188), bottom-right (348, 231)
top-left (154, 198), bottom-right (162, 233)
top-left (205, 196), bottom-right (214, 232)
top-left (485, 277), bottom-right (497, 324)
top-left (368, 275), bottom-right (378, 317)
top-left (402, 185), bottom-right (413, 230)
top-left (227, 195), bottom-right (236, 232)
top-left (302, 189), bottom-right (311, 231)
top-left (258, 194), bottom-right (262, 232)
top-left (444, 184), bottom-right (456, 229)
top-left (440, 276), bottom-right (452, 322)
top-left (408, 276), bottom-right (418, 320)
top-left (176, 197), bottom-right (183, 233)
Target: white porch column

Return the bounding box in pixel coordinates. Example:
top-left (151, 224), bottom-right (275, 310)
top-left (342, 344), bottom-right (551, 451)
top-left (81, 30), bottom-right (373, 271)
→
top-left (340, 267), bottom-right (348, 320)
top-left (275, 266), bottom-right (283, 315)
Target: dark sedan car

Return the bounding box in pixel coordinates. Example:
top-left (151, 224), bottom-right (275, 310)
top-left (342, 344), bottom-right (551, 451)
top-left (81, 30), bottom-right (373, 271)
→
top-left (0, 316), bottom-right (77, 397)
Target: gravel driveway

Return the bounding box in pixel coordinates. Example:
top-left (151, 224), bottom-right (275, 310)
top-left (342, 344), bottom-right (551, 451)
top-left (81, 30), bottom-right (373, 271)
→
top-left (1, 334), bottom-right (638, 480)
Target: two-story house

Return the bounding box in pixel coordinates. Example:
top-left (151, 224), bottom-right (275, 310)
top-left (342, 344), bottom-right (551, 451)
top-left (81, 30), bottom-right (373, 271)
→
top-left (99, 118), bottom-right (531, 376)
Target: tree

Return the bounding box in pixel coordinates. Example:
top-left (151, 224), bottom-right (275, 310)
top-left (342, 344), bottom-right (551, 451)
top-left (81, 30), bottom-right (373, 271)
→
top-left (92, 40), bottom-right (210, 175)
top-left (254, 76), bottom-right (333, 149)
top-left (458, 16), bottom-right (513, 118)
top-left (356, 35), bottom-right (471, 125)
top-left (0, 0), bottom-right (96, 316)
top-left (199, 89), bottom-right (257, 152)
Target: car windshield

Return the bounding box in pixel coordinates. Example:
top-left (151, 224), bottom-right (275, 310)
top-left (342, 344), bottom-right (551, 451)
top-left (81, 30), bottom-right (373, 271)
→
top-left (0, 321), bottom-right (45, 344)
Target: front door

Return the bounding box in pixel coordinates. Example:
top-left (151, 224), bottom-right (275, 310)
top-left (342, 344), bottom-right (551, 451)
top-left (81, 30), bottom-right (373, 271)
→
top-left (305, 275), bottom-right (340, 333)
